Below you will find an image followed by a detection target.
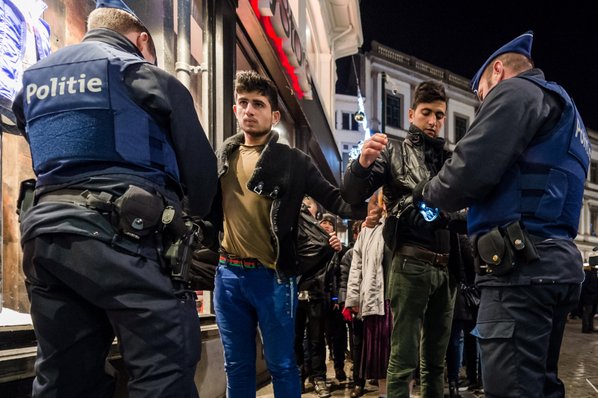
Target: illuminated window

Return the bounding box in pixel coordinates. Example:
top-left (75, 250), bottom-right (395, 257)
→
top-left (386, 93), bottom-right (402, 128)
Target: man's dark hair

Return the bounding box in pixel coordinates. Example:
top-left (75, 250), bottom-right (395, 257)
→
top-left (234, 70), bottom-right (279, 112)
top-left (412, 80), bottom-right (446, 109)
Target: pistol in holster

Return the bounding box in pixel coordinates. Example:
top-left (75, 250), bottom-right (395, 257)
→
top-left (16, 179), bottom-right (36, 222)
top-left (165, 220), bottom-right (203, 284)
top-left (474, 221), bottom-right (539, 276)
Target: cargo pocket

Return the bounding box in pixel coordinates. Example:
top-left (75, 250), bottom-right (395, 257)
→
top-left (472, 320), bottom-right (518, 397)
top-left (472, 320), bottom-right (514, 340)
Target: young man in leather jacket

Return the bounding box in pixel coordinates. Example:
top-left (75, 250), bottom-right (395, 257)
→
top-left (341, 81), bottom-right (456, 398)
top-left (204, 70), bottom-right (366, 398)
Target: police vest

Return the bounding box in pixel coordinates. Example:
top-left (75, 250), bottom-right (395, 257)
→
top-left (467, 76), bottom-right (590, 239)
top-left (21, 40), bottom-right (180, 187)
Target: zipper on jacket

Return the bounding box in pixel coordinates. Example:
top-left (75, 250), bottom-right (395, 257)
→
top-left (289, 277), bottom-right (295, 318)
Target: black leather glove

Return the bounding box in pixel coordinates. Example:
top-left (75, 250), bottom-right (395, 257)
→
top-left (412, 179), bottom-right (427, 205)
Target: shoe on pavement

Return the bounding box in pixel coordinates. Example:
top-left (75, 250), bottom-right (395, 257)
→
top-left (350, 385), bottom-right (364, 397)
top-left (314, 378), bottom-right (331, 398)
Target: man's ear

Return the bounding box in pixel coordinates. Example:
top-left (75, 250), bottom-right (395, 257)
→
top-left (136, 32), bottom-right (156, 64)
top-left (272, 110), bottom-right (281, 126)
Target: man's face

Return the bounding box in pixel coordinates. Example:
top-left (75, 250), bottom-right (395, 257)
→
top-left (320, 220), bottom-right (334, 234)
top-left (408, 100), bottom-right (446, 138)
top-left (476, 70), bottom-right (500, 102)
top-left (234, 91), bottom-right (280, 138)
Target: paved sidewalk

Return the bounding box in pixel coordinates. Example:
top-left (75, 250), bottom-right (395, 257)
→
top-left (257, 317), bottom-right (598, 397)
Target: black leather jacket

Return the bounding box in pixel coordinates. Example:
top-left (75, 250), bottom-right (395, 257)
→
top-left (342, 125), bottom-right (451, 253)
top-left (205, 132), bottom-right (366, 279)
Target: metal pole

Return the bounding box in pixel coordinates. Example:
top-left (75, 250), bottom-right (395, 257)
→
top-left (176, 0), bottom-right (191, 88)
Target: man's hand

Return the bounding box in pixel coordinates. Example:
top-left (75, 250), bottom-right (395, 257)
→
top-left (359, 133), bottom-right (388, 168)
top-left (364, 206), bottom-right (383, 228)
top-left (328, 233), bottom-right (342, 252)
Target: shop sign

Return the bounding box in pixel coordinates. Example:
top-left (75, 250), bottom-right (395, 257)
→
top-left (253, 0), bottom-right (312, 100)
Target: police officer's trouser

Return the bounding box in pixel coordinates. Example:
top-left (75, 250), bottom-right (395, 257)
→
top-left (23, 234), bottom-right (201, 398)
top-left (475, 284), bottom-right (580, 398)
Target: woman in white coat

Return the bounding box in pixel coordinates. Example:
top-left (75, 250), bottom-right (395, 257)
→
top-left (345, 191), bottom-right (391, 398)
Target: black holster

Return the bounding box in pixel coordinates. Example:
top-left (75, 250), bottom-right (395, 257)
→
top-left (16, 178), bottom-right (36, 222)
top-left (165, 220), bottom-right (202, 284)
top-left (474, 221), bottom-right (539, 276)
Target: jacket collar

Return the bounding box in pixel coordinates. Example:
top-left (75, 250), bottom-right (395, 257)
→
top-left (83, 28), bottom-right (145, 60)
top-left (219, 131), bottom-right (288, 199)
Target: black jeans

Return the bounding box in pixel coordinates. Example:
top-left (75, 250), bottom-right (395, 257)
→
top-left (326, 305), bottom-right (348, 370)
top-left (349, 318), bottom-right (365, 387)
top-left (295, 299), bottom-right (327, 380)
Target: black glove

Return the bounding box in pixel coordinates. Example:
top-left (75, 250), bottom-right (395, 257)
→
top-left (412, 179), bottom-right (427, 205)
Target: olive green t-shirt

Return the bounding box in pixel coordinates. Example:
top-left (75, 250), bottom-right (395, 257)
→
top-left (220, 144), bottom-right (276, 268)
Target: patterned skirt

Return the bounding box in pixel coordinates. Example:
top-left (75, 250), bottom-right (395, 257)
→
top-left (360, 299), bottom-right (392, 379)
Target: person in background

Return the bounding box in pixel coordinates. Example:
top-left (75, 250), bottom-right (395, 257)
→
top-left (581, 262), bottom-right (598, 333)
top-left (320, 213), bottom-right (350, 385)
top-left (345, 191), bottom-right (392, 398)
top-left (339, 220), bottom-right (366, 397)
top-left (445, 233), bottom-right (479, 397)
top-left (295, 203), bottom-right (342, 398)
top-left (11, 1), bottom-right (218, 396)
top-left (341, 80), bottom-right (456, 398)
top-left (419, 31), bottom-right (589, 398)
top-left (204, 70), bottom-right (366, 398)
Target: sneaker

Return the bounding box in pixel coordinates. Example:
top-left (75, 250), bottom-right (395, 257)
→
top-left (335, 367), bottom-right (347, 382)
top-left (314, 378), bottom-right (331, 398)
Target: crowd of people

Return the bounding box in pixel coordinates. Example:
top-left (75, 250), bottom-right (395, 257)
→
top-left (7, 1), bottom-right (593, 398)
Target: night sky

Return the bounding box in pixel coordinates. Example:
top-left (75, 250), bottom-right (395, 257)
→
top-left (359, 0), bottom-right (597, 130)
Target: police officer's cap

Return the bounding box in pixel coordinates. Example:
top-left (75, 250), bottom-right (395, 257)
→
top-left (96, 0), bottom-right (139, 20)
top-left (470, 30), bottom-right (534, 94)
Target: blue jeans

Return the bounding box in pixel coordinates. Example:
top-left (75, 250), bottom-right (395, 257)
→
top-left (214, 264), bottom-right (300, 398)
top-left (446, 321), bottom-right (464, 383)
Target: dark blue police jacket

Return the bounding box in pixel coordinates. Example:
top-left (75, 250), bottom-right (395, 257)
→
top-left (468, 76), bottom-right (590, 239)
top-left (20, 40), bottom-right (180, 188)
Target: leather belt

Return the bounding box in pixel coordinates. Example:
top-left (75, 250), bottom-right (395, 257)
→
top-left (37, 189), bottom-right (90, 205)
top-left (396, 244), bottom-right (449, 268)
top-left (218, 254), bottom-right (264, 269)
top-left (37, 189), bottom-right (114, 211)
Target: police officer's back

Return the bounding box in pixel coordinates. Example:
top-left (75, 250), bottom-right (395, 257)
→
top-left (10, 1), bottom-right (217, 397)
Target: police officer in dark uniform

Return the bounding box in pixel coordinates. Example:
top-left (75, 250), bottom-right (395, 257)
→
top-left (11, 1), bottom-right (217, 397)
top-left (417, 31), bottom-right (589, 398)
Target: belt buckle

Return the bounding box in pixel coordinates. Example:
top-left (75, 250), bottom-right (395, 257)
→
top-left (298, 291), bottom-right (310, 301)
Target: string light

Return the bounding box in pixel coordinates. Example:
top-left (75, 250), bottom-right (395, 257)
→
top-left (349, 55), bottom-right (371, 161)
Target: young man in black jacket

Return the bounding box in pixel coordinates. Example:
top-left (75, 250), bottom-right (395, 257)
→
top-left (294, 203), bottom-right (342, 397)
top-left (341, 81), bottom-right (455, 398)
top-left (205, 70), bottom-right (365, 398)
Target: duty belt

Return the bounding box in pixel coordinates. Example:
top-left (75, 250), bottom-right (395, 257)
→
top-left (37, 189), bottom-right (114, 212)
top-left (396, 244), bottom-right (449, 268)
